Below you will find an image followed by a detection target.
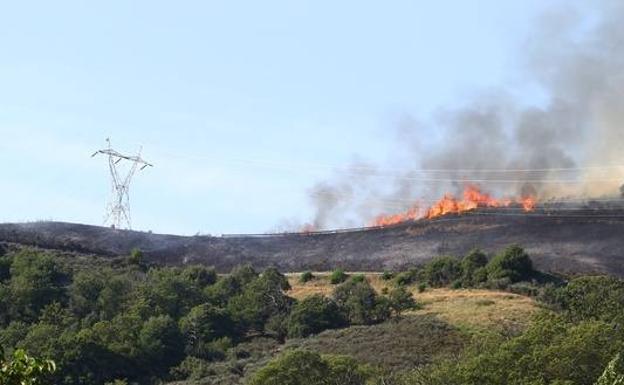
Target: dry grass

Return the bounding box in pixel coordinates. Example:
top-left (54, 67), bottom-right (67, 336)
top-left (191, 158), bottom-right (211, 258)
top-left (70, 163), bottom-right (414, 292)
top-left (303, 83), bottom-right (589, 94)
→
top-left (287, 273), bottom-right (539, 331)
top-left (411, 287), bottom-right (539, 331)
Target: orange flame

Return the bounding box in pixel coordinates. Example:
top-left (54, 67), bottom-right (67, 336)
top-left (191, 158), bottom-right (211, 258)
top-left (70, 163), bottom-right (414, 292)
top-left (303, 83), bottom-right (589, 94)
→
top-left (372, 184), bottom-right (537, 226)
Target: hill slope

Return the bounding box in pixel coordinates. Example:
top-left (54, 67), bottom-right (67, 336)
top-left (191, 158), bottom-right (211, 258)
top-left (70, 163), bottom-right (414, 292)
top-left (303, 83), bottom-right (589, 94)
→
top-left (2, 206), bottom-right (624, 274)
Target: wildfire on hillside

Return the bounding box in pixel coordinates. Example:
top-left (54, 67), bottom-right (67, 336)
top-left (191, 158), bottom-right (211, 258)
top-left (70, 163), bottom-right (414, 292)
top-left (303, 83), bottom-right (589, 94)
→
top-left (372, 185), bottom-right (537, 227)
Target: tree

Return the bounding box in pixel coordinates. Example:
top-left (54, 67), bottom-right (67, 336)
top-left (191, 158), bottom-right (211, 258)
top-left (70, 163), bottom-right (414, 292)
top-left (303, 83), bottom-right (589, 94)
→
top-left (138, 315), bottom-right (184, 371)
top-left (0, 346), bottom-right (55, 385)
top-left (9, 250), bottom-right (68, 321)
top-left (486, 245), bottom-right (533, 283)
top-left (387, 287), bottom-right (418, 317)
top-left (333, 279), bottom-right (388, 325)
top-left (421, 256), bottom-right (462, 287)
top-left (287, 295), bottom-right (347, 338)
top-left (461, 249), bottom-right (488, 286)
top-left (179, 304), bottom-right (236, 357)
top-left (249, 351), bottom-right (371, 385)
top-left (248, 350), bottom-right (329, 385)
top-left (227, 268), bottom-right (294, 333)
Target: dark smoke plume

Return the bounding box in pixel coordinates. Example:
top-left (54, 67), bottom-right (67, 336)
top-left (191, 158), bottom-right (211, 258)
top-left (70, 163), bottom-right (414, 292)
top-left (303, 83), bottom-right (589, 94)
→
top-left (307, 0), bottom-right (624, 229)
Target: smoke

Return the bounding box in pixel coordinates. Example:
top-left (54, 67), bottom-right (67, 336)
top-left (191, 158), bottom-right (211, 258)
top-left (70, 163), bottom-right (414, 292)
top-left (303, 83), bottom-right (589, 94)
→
top-left (307, 0), bottom-right (624, 229)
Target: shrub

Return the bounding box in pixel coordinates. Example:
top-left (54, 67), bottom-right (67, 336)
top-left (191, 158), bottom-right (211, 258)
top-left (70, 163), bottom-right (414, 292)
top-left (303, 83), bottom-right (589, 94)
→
top-left (333, 279), bottom-right (389, 325)
top-left (287, 295), bottom-right (347, 338)
top-left (248, 350), bottom-right (372, 385)
top-left (387, 287), bottom-right (419, 316)
top-left (461, 249), bottom-right (488, 286)
top-left (299, 271), bottom-right (314, 283)
top-left (128, 248), bottom-right (143, 265)
top-left (394, 269), bottom-right (419, 287)
top-left (421, 256), bottom-right (463, 287)
top-left (486, 245), bottom-right (534, 283)
top-left (417, 282), bottom-right (427, 293)
top-left (381, 271), bottom-right (394, 281)
top-left (330, 269), bottom-right (347, 285)
top-left (350, 274), bottom-right (366, 284)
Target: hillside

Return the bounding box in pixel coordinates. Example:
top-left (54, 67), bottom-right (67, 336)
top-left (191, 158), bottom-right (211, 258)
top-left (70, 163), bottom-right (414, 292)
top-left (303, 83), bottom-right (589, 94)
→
top-left (2, 204), bottom-right (624, 275)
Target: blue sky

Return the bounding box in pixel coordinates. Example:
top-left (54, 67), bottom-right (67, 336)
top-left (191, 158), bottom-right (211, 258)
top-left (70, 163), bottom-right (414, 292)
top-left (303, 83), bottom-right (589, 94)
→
top-left (0, 0), bottom-right (565, 234)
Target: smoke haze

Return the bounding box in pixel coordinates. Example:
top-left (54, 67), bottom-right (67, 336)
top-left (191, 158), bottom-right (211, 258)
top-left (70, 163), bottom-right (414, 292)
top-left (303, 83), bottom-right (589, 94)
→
top-left (308, 0), bottom-right (624, 229)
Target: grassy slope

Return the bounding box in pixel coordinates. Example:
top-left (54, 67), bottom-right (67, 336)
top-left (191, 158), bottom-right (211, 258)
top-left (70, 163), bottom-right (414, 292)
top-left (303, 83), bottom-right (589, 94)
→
top-left (286, 273), bottom-right (539, 332)
top-left (170, 273), bottom-right (539, 384)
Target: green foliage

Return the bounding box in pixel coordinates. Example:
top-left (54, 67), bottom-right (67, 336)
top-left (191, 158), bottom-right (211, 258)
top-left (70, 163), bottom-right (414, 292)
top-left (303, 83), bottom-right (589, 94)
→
top-left (549, 276), bottom-right (624, 324)
top-left (417, 282), bottom-right (427, 293)
top-left (330, 268), bottom-right (347, 284)
top-left (227, 267), bottom-right (293, 333)
top-left (179, 304), bottom-right (237, 357)
top-left (127, 248), bottom-right (143, 266)
top-left (333, 279), bottom-right (389, 325)
top-left (394, 269), bottom-right (419, 287)
top-left (422, 313), bottom-right (624, 385)
top-left (461, 249), bottom-right (488, 286)
top-left (382, 271), bottom-right (394, 281)
top-left (595, 353), bottom-right (624, 385)
top-left (421, 256), bottom-right (462, 287)
top-left (0, 346), bottom-right (56, 385)
top-left (248, 350), bottom-right (372, 385)
top-left (299, 271), bottom-right (314, 283)
top-left (287, 295), bottom-right (347, 338)
top-left (486, 245), bottom-right (534, 283)
top-left (387, 287), bottom-right (419, 317)
top-left (8, 250), bottom-right (68, 322)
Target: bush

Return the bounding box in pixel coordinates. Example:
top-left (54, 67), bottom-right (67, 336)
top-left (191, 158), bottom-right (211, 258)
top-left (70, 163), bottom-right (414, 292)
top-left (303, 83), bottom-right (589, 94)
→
top-left (461, 249), bottom-right (488, 286)
top-left (287, 295), bottom-right (347, 338)
top-left (387, 287), bottom-right (419, 316)
top-left (381, 271), bottom-right (394, 281)
top-left (333, 279), bottom-right (389, 325)
top-left (248, 350), bottom-right (372, 385)
top-left (128, 248), bottom-right (143, 266)
top-left (417, 282), bottom-right (427, 293)
top-left (299, 271), bottom-right (314, 283)
top-left (421, 256), bottom-right (462, 287)
top-left (486, 245), bottom-right (534, 283)
top-left (394, 269), bottom-right (419, 287)
top-left (330, 269), bottom-right (347, 285)
top-left (350, 274), bottom-right (366, 284)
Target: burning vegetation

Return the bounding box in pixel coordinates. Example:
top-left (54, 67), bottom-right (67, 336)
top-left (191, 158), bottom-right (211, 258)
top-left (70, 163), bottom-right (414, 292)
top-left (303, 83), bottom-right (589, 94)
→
top-left (372, 185), bottom-right (537, 227)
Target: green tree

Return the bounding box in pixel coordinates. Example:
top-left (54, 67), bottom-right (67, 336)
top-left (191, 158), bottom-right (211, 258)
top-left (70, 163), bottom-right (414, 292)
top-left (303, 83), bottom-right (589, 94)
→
top-left (461, 249), bottom-right (488, 286)
top-left (287, 295), bottom-right (347, 338)
top-left (421, 256), bottom-right (462, 287)
top-left (179, 304), bottom-right (236, 358)
top-left (9, 250), bottom-right (68, 321)
top-left (138, 315), bottom-right (184, 370)
top-left (387, 287), bottom-right (418, 317)
top-left (249, 351), bottom-right (371, 385)
top-left (248, 350), bottom-right (328, 385)
top-left (0, 346), bottom-right (55, 385)
top-left (486, 245), bottom-right (533, 283)
top-left (227, 268), bottom-right (293, 333)
top-left (333, 279), bottom-right (389, 325)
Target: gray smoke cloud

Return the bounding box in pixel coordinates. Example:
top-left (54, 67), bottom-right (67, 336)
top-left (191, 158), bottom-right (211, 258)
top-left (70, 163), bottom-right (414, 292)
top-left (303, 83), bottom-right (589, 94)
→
top-left (307, 0), bottom-right (624, 229)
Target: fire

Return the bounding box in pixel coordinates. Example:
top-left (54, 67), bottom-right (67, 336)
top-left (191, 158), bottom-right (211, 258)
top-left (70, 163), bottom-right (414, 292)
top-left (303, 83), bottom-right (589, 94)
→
top-left (372, 184), bottom-right (537, 227)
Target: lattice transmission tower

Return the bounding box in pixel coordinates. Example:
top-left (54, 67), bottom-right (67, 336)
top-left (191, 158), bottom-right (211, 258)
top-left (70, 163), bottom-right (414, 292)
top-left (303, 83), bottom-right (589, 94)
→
top-left (92, 138), bottom-right (153, 229)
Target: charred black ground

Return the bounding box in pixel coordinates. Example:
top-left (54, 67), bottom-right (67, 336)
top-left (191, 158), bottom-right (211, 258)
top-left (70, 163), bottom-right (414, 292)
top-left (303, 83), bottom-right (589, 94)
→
top-left (2, 200), bottom-right (624, 275)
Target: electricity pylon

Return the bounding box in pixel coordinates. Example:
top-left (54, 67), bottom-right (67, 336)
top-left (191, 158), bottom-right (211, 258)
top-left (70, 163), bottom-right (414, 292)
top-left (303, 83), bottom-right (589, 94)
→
top-left (91, 138), bottom-right (153, 229)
